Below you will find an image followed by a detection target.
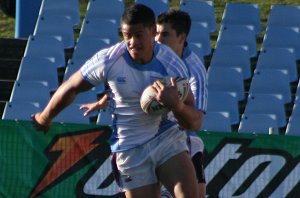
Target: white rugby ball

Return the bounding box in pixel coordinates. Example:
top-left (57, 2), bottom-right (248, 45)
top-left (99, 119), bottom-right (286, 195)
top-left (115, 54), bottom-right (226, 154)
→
top-left (140, 77), bottom-right (190, 115)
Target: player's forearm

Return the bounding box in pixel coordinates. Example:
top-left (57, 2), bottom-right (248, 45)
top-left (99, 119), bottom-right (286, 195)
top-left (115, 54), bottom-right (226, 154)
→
top-left (172, 101), bottom-right (201, 131)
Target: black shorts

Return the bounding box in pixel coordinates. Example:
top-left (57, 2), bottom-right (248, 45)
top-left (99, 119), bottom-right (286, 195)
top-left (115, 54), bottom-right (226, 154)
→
top-left (192, 152), bottom-right (206, 183)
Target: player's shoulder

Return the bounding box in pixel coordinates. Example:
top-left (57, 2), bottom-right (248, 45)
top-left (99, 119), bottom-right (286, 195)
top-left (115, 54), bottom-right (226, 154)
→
top-left (183, 47), bottom-right (206, 70)
top-left (99, 41), bottom-right (127, 60)
top-left (155, 42), bottom-right (180, 60)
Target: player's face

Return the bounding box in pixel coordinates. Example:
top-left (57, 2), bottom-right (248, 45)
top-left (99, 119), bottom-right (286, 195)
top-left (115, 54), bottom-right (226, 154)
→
top-left (121, 23), bottom-right (156, 64)
top-left (156, 23), bottom-right (184, 56)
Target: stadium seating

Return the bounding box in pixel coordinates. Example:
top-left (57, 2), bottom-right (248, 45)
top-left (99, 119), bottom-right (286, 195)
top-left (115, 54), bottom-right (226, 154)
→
top-left (295, 81), bottom-right (300, 101)
top-left (216, 24), bottom-right (258, 57)
top-left (261, 26), bottom-right (300, 60)
top-left (78, 18), bottom-right (119, 45)
top-left (9, 80), bottom-right (51, 105)
top-left (221, 2), bottom-right (262, 35)
top-left (2, 101), bottom-right (44, 121)
top-left (285, 115), bottom-right (300, 136)
top-left (33, 14), bottom-right (75, 49)
top-left (243, 93), bottom-right (286, 128)
top-left (207, 67), bottom-right (245, 101)
top-left (17, 57), bottom-right (59, 91)
top-left (188, 22), bottom-right (212, 56)
top-left (72, 37), bottom-right (110, 61)
top-left (23, 35), bottom-right (66, 68)
top-left (52, 103), bottom-right (92, 124)
top-left (207, 90), bottom-right (240, 124)
top-left (200, 111), bottom-right (232, 132)
top-left (209, 45), bottom-right (252, 80)
top-left (256, 48), bottom-right (298, 82)
top-left (72, 89), bottom-right (98, 105)
top-left (96, 109), bottom-right (113, 126)
top-left (179, 0), bottom-right (217, 33)
top-left (249, 69), bottom-right (292, 104)
top-left (267, 4), bottom-right (300, 29)
top-left (85, 0), bottom-right (124, 24)
top-left (238, 113), bottom-right (279, 134)
top-left (135, 0), bottom-right (169, 16)
top-left (188, 43), bottom-right (204, 62)
top-left (290, 101), bottom-right (300, 116)
top-left (38, 0), bottom-right (81, 26)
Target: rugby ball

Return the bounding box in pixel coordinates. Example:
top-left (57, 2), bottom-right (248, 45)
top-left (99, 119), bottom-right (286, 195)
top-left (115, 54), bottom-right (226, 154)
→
top-left (140, 77), bottom-right (189, 115)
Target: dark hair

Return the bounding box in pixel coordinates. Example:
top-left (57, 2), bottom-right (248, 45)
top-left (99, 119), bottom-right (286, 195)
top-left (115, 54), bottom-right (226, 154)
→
top-left (121, 4), bottom-right (155, 27)
top-left (157, 9), bottom-right (191, 36)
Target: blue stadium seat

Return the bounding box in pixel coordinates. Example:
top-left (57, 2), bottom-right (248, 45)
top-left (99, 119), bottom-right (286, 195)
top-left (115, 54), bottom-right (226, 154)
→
top-left (210, 45), bottom-right (252, 79)
top-left (96, 108), bottom-right (113, 126)
top-left (249, 69), bottom-right (292, 104)
top-left (221, 2), bottom-right (262, 35)
top-left (135, 0), bottom-right (169, 16)
top-left (267, 5), bottom-right (300, 29)
top-left (72, 37), bottom-right (110, 60)
top-left (24, 35), bottom-right (66, 68)
top-left (290, 101), bottom-right (300, 116)
top-left (17, 57), bottom-right (59, 91)
top-left (72, 89), bottom-right (98, 105)
top-left (188, 22), bottom-right (212, 56)
top-left (238, 113), bottom-right (279, 134)
top-left (256, 48), bottom-right (298, 82)
top-left (262, 26), bottom-right (300, 60)
top-left (295, 81), bottom-right (300, 102)
top-left (180, 0), bottom-right (217, 33)
top-left (79, 18), bottom-right (119, 45)
top-left (243, 93), bottom-right (286, 127)
top-left (85, 0), bottom-right (124, 24)
top-left (53, 103), bottom-right (91, 124)
top-left (39, 0), bottom-right (80, 26)
top-left (33, 14), bottom-right (75, 49)
top-left (207, 90), bottom-right (240, 124)
top-left (285, 115), bottom-right (300, 136)
top-left (207, 67), bottom-right (245, 101)
top-left (9, 80), bottom-right (51, 105)
top-left (201, 111), bottom-right (232, 132)
top-left (2, 101), bottom-right (44, 121)
top-left (188, 43), bottom-right (205, 62)
top-left (216, 24), bottom-right (258, 57)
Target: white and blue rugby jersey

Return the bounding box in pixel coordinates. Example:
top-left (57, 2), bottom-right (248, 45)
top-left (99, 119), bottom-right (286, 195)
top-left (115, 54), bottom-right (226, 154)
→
top-left (80, 41), bottom-right (189, 152)
top-left (182, 45), bottom-right (208, 113)
top-left (182, 45), bottom-right (208, 153)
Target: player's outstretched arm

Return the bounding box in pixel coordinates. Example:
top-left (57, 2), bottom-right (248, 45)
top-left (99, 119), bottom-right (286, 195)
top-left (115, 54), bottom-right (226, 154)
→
top-left (32, 71), bottom-right (94, 132)
top-left (80, 94), bottom-right (109, 116)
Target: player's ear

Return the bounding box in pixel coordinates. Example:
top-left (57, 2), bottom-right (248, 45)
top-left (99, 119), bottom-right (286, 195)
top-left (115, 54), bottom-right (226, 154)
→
top-left (179, 33), bottom-right (187, 47)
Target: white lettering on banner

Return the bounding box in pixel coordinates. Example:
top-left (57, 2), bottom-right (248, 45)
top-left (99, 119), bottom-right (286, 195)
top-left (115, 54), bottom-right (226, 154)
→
top-left (83, 158), bottom-right (119, 196)
top-left (205, 143), bottom-right (242, 184)
top-left (219, 155), bottom-right (286, 197)
top-left (79, 141), bottom-right (299, 197)
top-left (270, 162), bottom-right (300, 198)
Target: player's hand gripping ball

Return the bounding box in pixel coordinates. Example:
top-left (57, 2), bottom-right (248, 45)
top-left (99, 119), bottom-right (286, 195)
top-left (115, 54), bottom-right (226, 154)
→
top-left (140, 77), bottom-right (189, 115)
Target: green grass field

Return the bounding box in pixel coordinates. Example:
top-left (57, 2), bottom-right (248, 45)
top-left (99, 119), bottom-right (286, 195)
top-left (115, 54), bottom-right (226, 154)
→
top-left (0, 0), bottom-right (299, 40)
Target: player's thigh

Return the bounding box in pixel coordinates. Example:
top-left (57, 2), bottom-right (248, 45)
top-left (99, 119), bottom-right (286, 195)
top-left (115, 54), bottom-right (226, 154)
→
top-left (125, 183), bottom-right (160, 198)
top-left (157, 151), bottom-right (198, 197)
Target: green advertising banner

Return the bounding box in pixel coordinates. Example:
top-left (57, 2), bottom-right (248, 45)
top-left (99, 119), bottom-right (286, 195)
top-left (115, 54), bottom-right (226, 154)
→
top-left (1, 120), bottom-right (300, 197)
